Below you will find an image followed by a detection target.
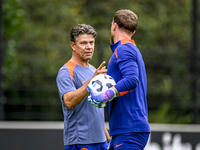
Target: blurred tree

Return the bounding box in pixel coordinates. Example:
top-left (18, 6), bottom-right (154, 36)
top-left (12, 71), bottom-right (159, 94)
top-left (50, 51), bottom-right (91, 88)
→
top-left (2, 0), bottom-right (199, 123)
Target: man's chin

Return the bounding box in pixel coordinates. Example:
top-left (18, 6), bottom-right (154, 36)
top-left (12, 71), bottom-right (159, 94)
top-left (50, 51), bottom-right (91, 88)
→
top-left (85, 56), bottom-right (92, 61)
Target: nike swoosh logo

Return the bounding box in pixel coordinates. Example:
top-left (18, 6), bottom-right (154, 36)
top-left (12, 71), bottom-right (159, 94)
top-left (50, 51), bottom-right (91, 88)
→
top-left (82, 80), bottom-right (88, 83)
top-left (116, 143), bottom-right (123, 147)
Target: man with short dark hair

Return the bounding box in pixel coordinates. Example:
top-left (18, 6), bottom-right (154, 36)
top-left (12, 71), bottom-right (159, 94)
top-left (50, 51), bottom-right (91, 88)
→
top-left (56, 24), bottom-right (110, 150)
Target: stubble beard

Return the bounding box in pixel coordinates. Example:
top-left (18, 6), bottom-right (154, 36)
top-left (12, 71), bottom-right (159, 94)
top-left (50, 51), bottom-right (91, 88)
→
top-left (110, 34), bottom-right (114, 44)
top-left (83, 52), bottom-right (93, 62)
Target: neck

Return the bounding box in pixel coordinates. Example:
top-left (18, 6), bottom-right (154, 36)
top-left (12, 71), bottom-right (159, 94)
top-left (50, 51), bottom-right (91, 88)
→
top-left (114, 28), bottom-right (132, 44)
top-left (70, 57), bottom-right (89, 67)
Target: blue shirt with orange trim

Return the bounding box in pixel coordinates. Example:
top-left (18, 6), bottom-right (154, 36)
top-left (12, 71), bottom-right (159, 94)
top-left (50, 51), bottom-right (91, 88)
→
top-left (107, 39), bottom-right (150, 136)
top-left (56, 61), bottom-right (106, 145)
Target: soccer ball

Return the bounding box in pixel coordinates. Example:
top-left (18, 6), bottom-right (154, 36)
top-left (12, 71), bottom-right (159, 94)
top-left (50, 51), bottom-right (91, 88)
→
top-left (88, 74), bottom-right (116, 95)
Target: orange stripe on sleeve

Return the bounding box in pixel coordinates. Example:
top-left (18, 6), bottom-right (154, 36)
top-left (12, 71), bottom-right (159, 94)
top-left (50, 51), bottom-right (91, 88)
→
top-left (119, 90), bottom-right (129, 96)
top-left (114, 48), bottom-right (119, 59)
top-left (65, 61), bottom-right (76, 81)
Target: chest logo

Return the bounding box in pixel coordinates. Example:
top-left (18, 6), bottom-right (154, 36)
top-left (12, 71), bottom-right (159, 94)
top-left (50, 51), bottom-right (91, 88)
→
top-left (82, 79), bottom-right (88, 83)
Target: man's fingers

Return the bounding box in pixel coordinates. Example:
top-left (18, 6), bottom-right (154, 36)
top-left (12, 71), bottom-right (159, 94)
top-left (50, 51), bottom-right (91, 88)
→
top-left (102, 66), bottom-right (106, 69)
top-left (97, 61), bottom-right (106, 70)
top-left (96, 61), bottom-right (107, 74)
top-left (97, 69), bottom-right (107, 74)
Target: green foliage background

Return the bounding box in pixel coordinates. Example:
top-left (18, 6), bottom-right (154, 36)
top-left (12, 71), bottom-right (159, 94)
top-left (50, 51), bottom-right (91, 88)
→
top-left (2, 0), bottom-right (200, 123)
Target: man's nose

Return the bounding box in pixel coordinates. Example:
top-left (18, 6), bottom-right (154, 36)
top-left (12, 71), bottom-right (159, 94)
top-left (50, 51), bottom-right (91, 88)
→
top-left (86, 43), bottom-right (93, 49)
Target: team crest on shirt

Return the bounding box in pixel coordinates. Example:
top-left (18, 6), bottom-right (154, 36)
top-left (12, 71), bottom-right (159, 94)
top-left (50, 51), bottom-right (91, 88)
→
top-left (81, 148), bottom-right (88, 150)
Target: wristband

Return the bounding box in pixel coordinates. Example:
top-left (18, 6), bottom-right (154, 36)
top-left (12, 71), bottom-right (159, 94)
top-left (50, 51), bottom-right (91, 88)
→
top-left (107, 139), bottom-right (111, 143)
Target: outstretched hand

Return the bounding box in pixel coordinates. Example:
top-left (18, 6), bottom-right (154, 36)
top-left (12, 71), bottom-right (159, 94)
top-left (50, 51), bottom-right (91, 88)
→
top-left (93, 61), bottom-right (107, 77)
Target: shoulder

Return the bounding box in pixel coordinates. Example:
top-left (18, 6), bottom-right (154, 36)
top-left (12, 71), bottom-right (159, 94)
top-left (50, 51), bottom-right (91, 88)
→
top-left (57, 61), bottom-right (76, 81)
top-left (65, 61), bottom-right (77, 73)
top-left (89, 64), bottom-right (96, 70)
top-left (57, 65), bottom-right (70, 80)
top-left (115, 43), bottom-right (138, 60)
top-left (118, 42), bottom-right (137, 51)
top-left (59, 61), bottom-right (79, 81)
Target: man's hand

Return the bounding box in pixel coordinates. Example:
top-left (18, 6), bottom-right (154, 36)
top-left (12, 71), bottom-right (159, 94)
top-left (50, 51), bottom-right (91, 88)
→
top-left (93, 61), bottom-right (107, 77)
top-left (88, 95), bottom-right (107, 108)
top-left (87, 86), bottom-right (117, 108)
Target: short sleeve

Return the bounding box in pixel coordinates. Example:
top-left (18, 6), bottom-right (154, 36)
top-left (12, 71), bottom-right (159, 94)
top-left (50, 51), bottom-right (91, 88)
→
top-left (56, 67), bottom-right (76, 100)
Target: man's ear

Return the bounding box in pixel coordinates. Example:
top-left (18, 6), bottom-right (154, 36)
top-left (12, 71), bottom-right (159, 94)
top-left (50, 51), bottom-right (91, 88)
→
top-left (113, 22), bottom-right (117, 31)
top-left (70, 41), bottom-right (75, 51)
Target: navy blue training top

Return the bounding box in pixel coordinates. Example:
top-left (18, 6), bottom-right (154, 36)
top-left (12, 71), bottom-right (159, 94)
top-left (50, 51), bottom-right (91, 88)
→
top-left (107, 39), bottom-right (150, 136)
